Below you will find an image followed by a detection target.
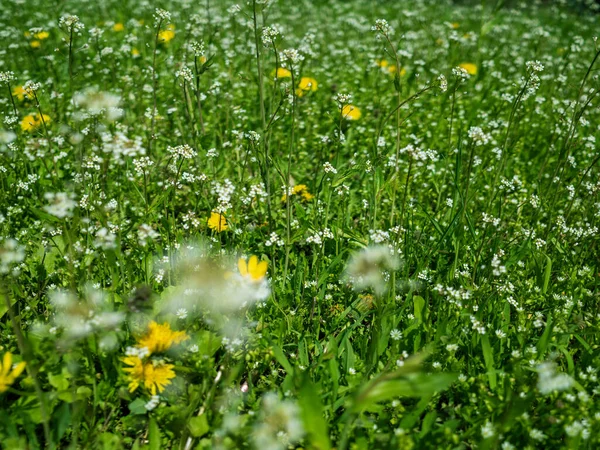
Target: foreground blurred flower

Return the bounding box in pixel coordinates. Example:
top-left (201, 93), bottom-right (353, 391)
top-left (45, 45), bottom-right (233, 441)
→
top-left (0, 353), bottom-right (26, 393)
top-left (73, 88), bottom-right (122, 121)
top-left (345, 245), bottom-right (400, 295)
top-left (137, 321), bottom-right (189, 354)
top-left (208, 212), bottom-right (228, 232)
top-left (238, 255), bottom-right (268, 282)
top-left (0, 239), bottom-right (25, 274)
top-left (20, 113), bottom-right (51, 132)
top-left (43, 192), bottom-right (76, 218)
top-left (12, 85), bottom-right (27, 102)
top-left (122, 356), bottom-right (175, 395)
top-left (253, 393), bottom-right (304, 450)
top-left (296, 76), bottom-right (318, 97)
top-left (458, 62), bottom-right (477, 75)
top-left (341, 104), bottom-right (361, 120)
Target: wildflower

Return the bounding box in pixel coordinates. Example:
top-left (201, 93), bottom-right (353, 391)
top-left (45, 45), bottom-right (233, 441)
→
top-left (144, 395), bottom-right (160, 411)
top-left (253, 393), bottom-right (304, 450)
top-left (122, 356), bottom-right (176, 395)
top-left (0, 352), bottom-right (26, 393)
top-left (345, 245), bottom-right (400, 295)
top-left (238, 255), bottom-right (268, 282)
top-left (208, 212), bottom-right (228, 232)
top-left (176, 308), bottom-right (188, 320)
top-left (20, 113), bottom-right (51, 132)
top-left (376, 59), bottom-right (406, 76)
top-left (30, 41), bottom-right (41, 49)
top-left (272, 67), bottom-right (292, 79)
top-left (137, 224), bottom-right (159, 246)
top-left (341, 104), bottom-right (361, 120)
top-left (112, 23), bottom-right (124, 32)
top-left (136, 321), bottom-right (189, 354)
top-left (73, 88), bottom-right (122, 121)
top-left (296, 77), bottom-right (318, 97)
top-left (390, 329), bottom-right (403, 341)
top-left (458, 62), bottom-right (477, 75)
top-left (537, 361), bottom-right (573, 394)
top-left (43, 192), bottom-right (76, 218)
top-left (0, 239), bottom-right (25, 274)
top-left (158, 25), bottom-right (175, 43)
top-left (281, 184), bottom-right (314, 202)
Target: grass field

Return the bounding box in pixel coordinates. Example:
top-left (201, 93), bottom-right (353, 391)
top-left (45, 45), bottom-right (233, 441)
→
top-left (1, 0), bottom-right (600, 448)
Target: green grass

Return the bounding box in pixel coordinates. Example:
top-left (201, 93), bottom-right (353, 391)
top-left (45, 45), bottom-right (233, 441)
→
top-left (1, 0), bottom-right (600, 448)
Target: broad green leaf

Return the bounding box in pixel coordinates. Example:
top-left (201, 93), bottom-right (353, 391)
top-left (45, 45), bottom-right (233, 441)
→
top-left (299, 379), bottom-right (331, 450)
top-left (188, 415), bottom-right (209, 438)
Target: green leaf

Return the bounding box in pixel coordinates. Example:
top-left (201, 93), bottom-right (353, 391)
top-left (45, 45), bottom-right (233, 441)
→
top-left (413, 296), bottom-right (425, 324)
top-left (481, 334), bottom-right (496, 390)
top-left (148, 417), bottom-right (161, 450)
top-left (128, 398), bottom-right (147, 415)
top-left (299, 379), bottom-right (331, 450)
top-left (188, 415), bottom-right (209, 438)
top-left (271, 343), bottom-right (294, 375)
top-left (542, 255), bottom-right (552, 294)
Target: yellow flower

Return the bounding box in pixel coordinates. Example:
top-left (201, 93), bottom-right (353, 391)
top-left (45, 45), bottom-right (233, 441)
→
top-left (296, 77), bottom-right (318, 97)
top-left (376, 59), bottom-right (406, 76)
top-left (137, 321), bottom-right (189, 354)
top-left (342, 104), bottom-right (361, 120)
top-left (281, 184), bottom-right (314, 202)
top-left (122, 356), bottom-right (175, 396)
top-left (20, 113), bottom-right (51, 132)
top-left (158, 25), bottom-right (175, 43)
top-left (0, 352), bottom-right (26, 393)
top-left (112, 23), bottom-right (124, 32)
top-left (208, 212), bottom-right (228, 232)
top-left (272, 67), bottom-right (291, 79)
top-left (132, 48), bottom-right (140, 57)
top-left (12, 86), bottom-right (27, 102)
top-left (451, 22), bottom-right (460, 29)
top-left (238, 255), bottom-right (268, 282)
top-left (459, 63), bottom-right (477, 75)
top-left (34, 31), bottom-right (49, 40)
top-left (30, 40), bottom-right (41, 49)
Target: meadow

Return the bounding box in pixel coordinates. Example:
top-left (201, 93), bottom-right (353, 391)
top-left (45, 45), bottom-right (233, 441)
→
top-left (1, 0), bottom-right (600, 448)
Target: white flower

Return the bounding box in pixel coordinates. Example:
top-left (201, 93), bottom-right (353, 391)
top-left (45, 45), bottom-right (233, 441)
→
top-left (44, 192), bottom-right (77, 218)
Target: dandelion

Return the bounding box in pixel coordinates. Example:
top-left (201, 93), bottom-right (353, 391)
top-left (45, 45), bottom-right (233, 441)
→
top-left (122, 356), bottom-right (176, 395)
top-left (136, 321), bottom-right (189, 354)
top-left (20, 113), bottom-right (51, 132)
top-left (458, 62), bottom-right (477, 75)
top-left (0, 353), bottom-right (26, 393)
top-left (158, 25), bottom-right (175, 43)
top-left (238, 255), bottom-right (268, 282)
top-left (281, 184), bottom-right (314, 202)
top-left (272, 67), bottom-right (292, 79)
top-left (208, 212), bottom-right (228, 232)
top-left (112, 23), bottom-right (124, 32)
top-left (296, 77), bottom-right (318, 97)
top-left (341, 104), bottom-right (361, 120)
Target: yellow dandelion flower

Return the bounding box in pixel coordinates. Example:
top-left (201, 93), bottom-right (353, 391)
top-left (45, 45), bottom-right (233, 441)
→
top-left (281, 184), bottom-right (314, 202)
top-left (0, 352), bottom-right (26, 393)
top-left (20, 113), bottom-right (51, 132)
top-left (238, 255), bottom-right (268, 282)
top-left (458, 63), bottom-right (477, 75)
top-left (158, 25), bottom-right (175, 43)
top-left (342, 104), bottom-right (361, 120)
top-left (30, 40), bottom-right (41, 49)
top-left (137, 321), bottom-right (189, 354)
top-left (132, 48), bottom-right (140, 57)
top-left (376, 59), bottom-right (406, 76)
top-left (122, 356), bottom-right (176, 396)
top-left (12, 86), bottom-right (27, 102)
top-left (34, 31), bottom-right (49, 40)
top-left (208, 212), bottom-right (228, 232)
top-left (272, 67), bottom-right (292, 79)
top-left (296, 77), bottom-right (318, 97)
top-left (112, 23), bottom-right (124, 32)
top-left (199, 55), bottom-right (207, 64)
top-left (451, 22), bottom-right (460, 29)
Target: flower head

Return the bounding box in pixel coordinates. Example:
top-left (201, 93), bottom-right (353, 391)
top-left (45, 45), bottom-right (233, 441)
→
top-left (281, 184), bottom-right (314, 202)
top-left (137, 321), bottom-right (189, 354)
top-left (238, 255), bottom-right (268, 282)
top-left (341, 104), bottom-right (361, 120)
top-left (272, 67), bottom-right (292, 79)
top-left (296, 77), bottom-right (318, 97)
top-left (20, 113), bottom-right (51, 132)
top-left (0, 352), bottom-right (26, 393)
top-left (122, 356), bottom-right (175, 395)
top-left (458, 62), bottom-right (477, 75)
top-left (158, 25), bottom-right (175, 43)
top-left (208, 212), bottom-right (228, 232)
